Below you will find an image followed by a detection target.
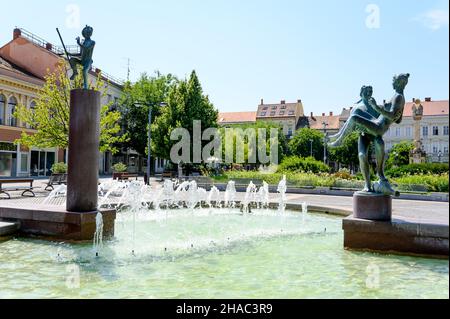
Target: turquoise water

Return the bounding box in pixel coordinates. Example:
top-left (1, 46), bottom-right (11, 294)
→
top-left (0, 209), bottom-right (448, 299)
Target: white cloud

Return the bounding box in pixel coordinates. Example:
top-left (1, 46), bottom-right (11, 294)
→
top-left (416, 8), bottom-right (449, 30)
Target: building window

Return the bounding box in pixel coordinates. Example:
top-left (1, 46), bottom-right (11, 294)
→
top-left (288, 128), bottom-right (293, 136)
top-left (433, 146), bottom-right (438, 153)
top-left (260, 112), bottom-right (266, 116)
top-left (279, 111), bottom-right (285, 116)
top-left (444, 146), bottom-right (449, 154)
top-left (7, 96), bottom-right (18, 127)
top-left (395, 127), bottom-right (401, 137)
top-left (433, 126), bottom-right (439, 136)
top-left (281, 105), bottom-right (286, 110)
top-left (406, 126), bottom-right (412, 137)
top-left (288, 110), bottom-right (295, 116)
top-left (20, 153), bottom-right (29, 173)
top-left (271, 106), bottom-right (277, 110)
top-left (422, 126), bottom-right (428, 137)
top-left (262, 106), bottom-right (268, 111)
top-left (444, 126), bottom-right (449, 136)
top-left (0, 94), bottom-right (5, 125)
top-left (270, 111), bottom-right (276, 116)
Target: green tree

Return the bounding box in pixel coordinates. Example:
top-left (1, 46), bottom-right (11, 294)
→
top-left (119, 72), bottom-right (177, 156)
top-left (329, 132), bottom-right (360, 169)
top-left (289, 128), bottom-right (324, 161)
top-left (14, 63), bottom-right (127, 153)
top-left (385, 141), bottom-right (414, 168)
top-left (151, 71), bottom-right (219, 162)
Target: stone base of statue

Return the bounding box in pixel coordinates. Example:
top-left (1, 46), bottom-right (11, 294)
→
top-left (67, 89), bottom-right (101, 212)
top-left (353, 191), bottom-right (392, 221)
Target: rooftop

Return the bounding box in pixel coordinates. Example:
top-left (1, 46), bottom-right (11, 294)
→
top-left (218, 111), bottom-right (257, 124)
top-left (256, 99), bottom-right (304, 119)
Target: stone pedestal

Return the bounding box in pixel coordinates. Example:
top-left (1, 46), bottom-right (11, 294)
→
top-left (353, 192), bottom-right (392, 221)
top-left (67, 89), bottom-right (100, 212)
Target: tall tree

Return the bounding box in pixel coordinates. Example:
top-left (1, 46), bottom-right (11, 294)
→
top-left (119, 72), bottom-right (177, 155)
top-left (151, 71), bottom-right (219, 162)
top-left (329, 132), bottom-right (360, 170)
top-left (289, 128), bottom-right (324, 161)
top-left (14, 63), bottom-right (127, 154)
top-left (385, 141), bottom-right (414, 168)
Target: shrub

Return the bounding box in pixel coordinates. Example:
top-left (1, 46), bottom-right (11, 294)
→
top-left (333, 168), bottom-right (352, 180)
top-left (386, 163), bottom-right (449, 177)
top-left (278, 156), bottom-right (330, 174)
top-left (112, 162), bottom-right (127, 173)
top-left (393, 174), bottom-right (449, 193)
top-left (51, 162), bottom-right (67, 174)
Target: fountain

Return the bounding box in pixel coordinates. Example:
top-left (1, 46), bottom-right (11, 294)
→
top-left (241, 181), bottom-right (257, 213)
top-left (207, 185), bottom-right (221, 208)
top-left (257, 181), bottom-right (270, 209)
top-left (224, 181), bottom-right (237, 208)
top-left (277, 175), bottom-right (287, 214)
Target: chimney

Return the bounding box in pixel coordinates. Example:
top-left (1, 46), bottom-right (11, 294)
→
top-left (412, 98), bottom-right (416, 102)
top-left (13, 28), bottom-right (21, 40)
top-left (281, 100), bottom-right (286, 105)
top-left (260, 98), bottom-right (264, 105)
top-left (95, 68), bottom-right (101, 74)
top-left (45, 43), bottom-right (53, 51)
top-left (329, 112), bottom-right (333, 116)
top-left (322, 113), bottom-right (325, 116)
top-left (310, 112), bottom-right (313, 117)
top-left (349, 107), bottom-right (353, 111)
top-left (383, 100), bottom-right (386, 104)
top-left (297, 99), bottom-right (302, 103)
top-left (425, 97), bottom-right (432, 102)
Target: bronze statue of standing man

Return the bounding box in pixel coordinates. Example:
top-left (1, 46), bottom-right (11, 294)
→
top-left (57, 25), bottom-right (95, 90)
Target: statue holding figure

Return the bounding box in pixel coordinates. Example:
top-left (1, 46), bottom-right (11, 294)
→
top-left (328, 73), bottom-right (410, 196)
top-left (57, 25), bottom-right (95, 90)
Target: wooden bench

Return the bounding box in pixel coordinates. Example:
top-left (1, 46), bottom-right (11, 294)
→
top-left (0, 178), bottom-right (36, 199)
top-left (118, 173), bottom-right (139, 181)
top-left (45, 174), bottom-right (67, 191)
top-left (161, 171), bottom-right (175, 181)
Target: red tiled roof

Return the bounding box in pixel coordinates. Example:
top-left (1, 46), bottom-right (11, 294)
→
top-left (403, 100), bottom-right (448, 117)
top-left (309, 115), bottom-right (341, 130)
top-left (218, 112), bottom-right (257, 124)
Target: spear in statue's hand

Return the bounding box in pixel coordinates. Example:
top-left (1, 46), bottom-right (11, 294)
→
top-left (56, 28), bottom-right (71, 61)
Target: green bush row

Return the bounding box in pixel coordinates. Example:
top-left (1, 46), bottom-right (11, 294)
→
top-left (386, 163), bottom-right (449, 177)
top-left (277, 156), bottom-right (331, 174)
top-left (215, 171), bottom-right (449, 193)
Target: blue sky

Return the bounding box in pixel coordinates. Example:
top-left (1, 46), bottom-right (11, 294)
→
top-left (1, 0), bottom-right (448, 114)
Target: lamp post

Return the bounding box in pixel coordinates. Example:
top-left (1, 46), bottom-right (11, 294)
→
top-left (309, 139), bottom-right (313, 158)
top-left (322, 122), bottom-right (329, 164)
top-left (135, 101), bottom-right (167, 184)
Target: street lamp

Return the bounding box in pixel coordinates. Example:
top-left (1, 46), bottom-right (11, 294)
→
top-left (134, 101), bottom-right (167, 184)
top-left (322, 121), bottom-right (329, 164)
top-left (309, 139), bottom-right (313, 158)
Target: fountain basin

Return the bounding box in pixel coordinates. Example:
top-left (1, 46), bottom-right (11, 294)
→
top-left (0, 206), bottom-right (116, 241)
top-left (0, 208), bottom-right (448, 299)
